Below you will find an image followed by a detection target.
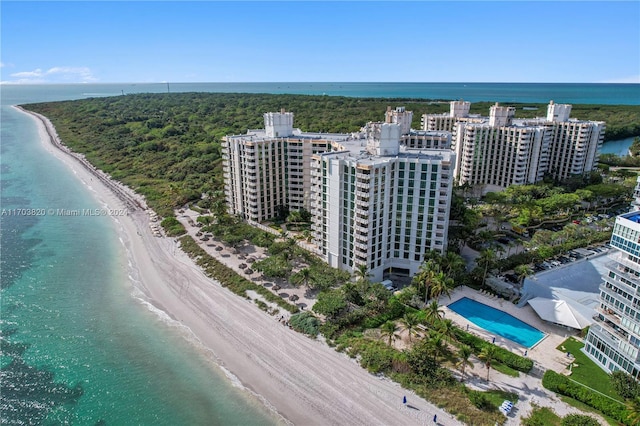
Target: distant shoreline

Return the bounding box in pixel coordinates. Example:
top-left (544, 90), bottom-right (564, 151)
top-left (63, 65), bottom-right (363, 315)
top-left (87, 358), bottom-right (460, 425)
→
top-left (6, 81), bottom-right (639, 105)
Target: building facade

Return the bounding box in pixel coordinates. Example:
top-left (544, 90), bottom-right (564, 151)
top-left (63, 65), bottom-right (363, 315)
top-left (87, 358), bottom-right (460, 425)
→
top-left (310, 124), bottom-right (454, 281)
top-left (453, 104), bottom-right (551, 192)
top-left (424, 101), bottom-right (605, 192)
top-left (544, 102), bottom-right (605, 182)
top-left (223, 108), bottom-right (454, 281)
top-left (421, 100), bottom-right (472, 133)
top-left (222, 110), bottom-right (344, 222)
top-left (584, 178), bottom-right (640, 379)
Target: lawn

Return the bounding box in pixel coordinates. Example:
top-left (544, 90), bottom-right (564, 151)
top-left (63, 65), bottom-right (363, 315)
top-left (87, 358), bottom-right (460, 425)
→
top-left (556, 337), bottom-right (624, 402)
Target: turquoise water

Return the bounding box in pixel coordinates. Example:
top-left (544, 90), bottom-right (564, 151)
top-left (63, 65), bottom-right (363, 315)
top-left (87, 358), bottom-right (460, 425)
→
top-left (0, 82), bottom-right (632, 424)
top-left (2, 82), bottom-right (639, 105)
top-left (448, 298), bottom-right (545, 348)
top-left (1, 93), bottom-right (279, 424)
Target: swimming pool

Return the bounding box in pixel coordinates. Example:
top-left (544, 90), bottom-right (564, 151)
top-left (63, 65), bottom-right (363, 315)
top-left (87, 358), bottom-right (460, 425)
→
top-left (448, 297), bottom-right (545, 348)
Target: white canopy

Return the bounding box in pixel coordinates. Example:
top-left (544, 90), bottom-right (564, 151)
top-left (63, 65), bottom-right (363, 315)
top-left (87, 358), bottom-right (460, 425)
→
top-left (527, 297), bottom-right (593, 330)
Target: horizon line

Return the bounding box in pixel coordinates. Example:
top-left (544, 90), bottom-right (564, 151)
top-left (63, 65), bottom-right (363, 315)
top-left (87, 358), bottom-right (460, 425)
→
top-left (2, 81), bottom-right (640, 86)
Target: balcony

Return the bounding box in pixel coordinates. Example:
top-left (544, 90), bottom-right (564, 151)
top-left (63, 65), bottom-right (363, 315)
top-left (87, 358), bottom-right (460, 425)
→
top-left (355, 242), bottom-right (368, 251)
top-left (591, 315), bottom-right (628, 346)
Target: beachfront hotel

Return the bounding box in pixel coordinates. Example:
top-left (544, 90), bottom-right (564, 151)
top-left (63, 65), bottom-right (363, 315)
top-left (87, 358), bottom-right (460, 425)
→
top-left (422, 101), bottom-right (605, 193)
top-left (584, 177), bottom-right (640, 379)
top-left (222, 108), bottom-right (454, 281)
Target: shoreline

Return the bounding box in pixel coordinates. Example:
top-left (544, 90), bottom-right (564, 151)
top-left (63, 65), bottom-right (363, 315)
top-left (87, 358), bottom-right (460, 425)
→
top-left (17, 106), bottom-right (460, 425)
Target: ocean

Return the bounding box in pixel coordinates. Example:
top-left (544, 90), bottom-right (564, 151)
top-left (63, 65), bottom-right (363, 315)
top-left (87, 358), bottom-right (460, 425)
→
top-left (0, 82), bottom-right (638, 425)
top-left (0, 88), bottom-right (281, 425)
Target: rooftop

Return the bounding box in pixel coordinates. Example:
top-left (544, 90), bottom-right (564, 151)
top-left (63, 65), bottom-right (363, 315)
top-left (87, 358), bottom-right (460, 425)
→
top-left (226, 128), bottom-right (353, 143)
top-left (621, 211), bottom-right (640, 224)
top-left (318, 138), bottom-right (453, 166)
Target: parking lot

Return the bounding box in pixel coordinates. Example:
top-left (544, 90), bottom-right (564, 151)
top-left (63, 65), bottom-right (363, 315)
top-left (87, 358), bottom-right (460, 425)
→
top-left (518, 245), bottom-right (612, 317)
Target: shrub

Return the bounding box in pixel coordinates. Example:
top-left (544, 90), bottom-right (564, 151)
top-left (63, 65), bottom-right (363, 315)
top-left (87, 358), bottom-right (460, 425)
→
top-left (468, 391), bottom-right (494, 411)
top-left (361, 297), bottom-right (407, 329)
top-left (254, 300), bottom-right (268, 311)
top-left (611, 370), bottom-right (640, 400)
top-left (454, 329), bottom-right (533, 373)
top-left (161, 216), bottom-right (186, 236)
top-left (542, 370), bottom-right (628, 424)
top-left (561, 414), bottom-right (601, 426)
top-left (289, 312), bottom-right (320, 336)
top-left (345, 338), bottom-right (398, 374)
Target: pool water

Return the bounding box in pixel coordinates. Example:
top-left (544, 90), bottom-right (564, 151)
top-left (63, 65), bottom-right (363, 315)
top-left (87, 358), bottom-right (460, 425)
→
top-left (448, 297), bottom-right (545, 348)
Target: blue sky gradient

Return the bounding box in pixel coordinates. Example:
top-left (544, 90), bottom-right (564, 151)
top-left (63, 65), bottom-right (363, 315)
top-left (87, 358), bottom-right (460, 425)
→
top-left (1, 1), bottom-right (639, 84)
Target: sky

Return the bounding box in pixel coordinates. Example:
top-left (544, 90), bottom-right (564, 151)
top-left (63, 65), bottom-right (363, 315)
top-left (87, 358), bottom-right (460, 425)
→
top-left (1, 1), bottom-right (639, 84)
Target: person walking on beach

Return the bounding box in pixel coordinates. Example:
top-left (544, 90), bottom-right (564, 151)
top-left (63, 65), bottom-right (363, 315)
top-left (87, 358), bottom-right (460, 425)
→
top-left (403, 395), bottom-right (407, 405)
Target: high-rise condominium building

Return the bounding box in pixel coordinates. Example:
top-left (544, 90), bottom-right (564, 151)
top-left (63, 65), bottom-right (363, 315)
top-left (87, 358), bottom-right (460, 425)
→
top-left (584, 178), bottom-right (640, 379)
top-left (453, 103), bottom-right (551, 193)
top-left (222, 108), bottom-right (454, 281)
top-left (544, 102), bottom-right (605, 182)
top-left (424, 101), bottom-right (605, 193)
top-left (421, 100), bottom-right (473, 133)
top-left (222, 109), bottom-right (344, 222)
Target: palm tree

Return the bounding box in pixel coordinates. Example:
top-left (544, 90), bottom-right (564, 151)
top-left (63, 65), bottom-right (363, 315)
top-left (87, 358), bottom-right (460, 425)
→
top-left (627, 396), bottom-right (640, 426)
top-left (400, 312), bottom-right (421, 343)
top-left (292, 268), bottom-right (311, 288)
top-left (380, 321), bottom-right (400, 347)
top-left (416, 259), bottom-right (441, 303)
top-left (436, 318), bottom-right (457, 344)
top-left (425, 333), bottom-right (446, 363)
top-left (424, 300), bottom-right (444, 326)
top-left (441, 251), bottom-right (466, 279)
top-left (478, 345), bottom-right (498, 381)
top-left (514, 264), bottom-right (533, 288)
top-left (476, 248), bottom-right (497, 286)
top-left (429, 271), bottom-right (454, 301)
top-left (455, 345), bottom-right (474, 382)
top-left (353, 264), bottom-right (371, 284)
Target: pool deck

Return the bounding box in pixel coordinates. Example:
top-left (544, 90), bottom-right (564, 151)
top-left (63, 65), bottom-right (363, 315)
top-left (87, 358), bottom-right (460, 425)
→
top-left (442, 286), bottom-right (577, 374)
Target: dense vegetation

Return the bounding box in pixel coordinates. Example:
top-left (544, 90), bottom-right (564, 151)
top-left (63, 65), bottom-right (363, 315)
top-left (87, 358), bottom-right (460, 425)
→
top-left (24, 93), bottom-right (640, 216)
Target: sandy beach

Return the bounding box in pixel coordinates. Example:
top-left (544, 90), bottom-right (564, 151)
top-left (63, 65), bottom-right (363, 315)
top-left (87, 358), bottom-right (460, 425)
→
top-left (19, 106), bottom-right (461, 425)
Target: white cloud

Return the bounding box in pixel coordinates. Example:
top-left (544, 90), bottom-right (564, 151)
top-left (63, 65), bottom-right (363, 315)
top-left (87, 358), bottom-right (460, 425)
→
top-left (11, 68), bottom-right (44, 78)
top-left (5, 66), bottom-right (97, 84)
top-left (601, 75), bottom-right (640, 84)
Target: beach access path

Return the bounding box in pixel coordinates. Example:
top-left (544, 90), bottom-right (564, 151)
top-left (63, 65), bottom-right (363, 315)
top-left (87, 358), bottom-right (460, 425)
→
top-left (21, 106), bottom-right (461, 425)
